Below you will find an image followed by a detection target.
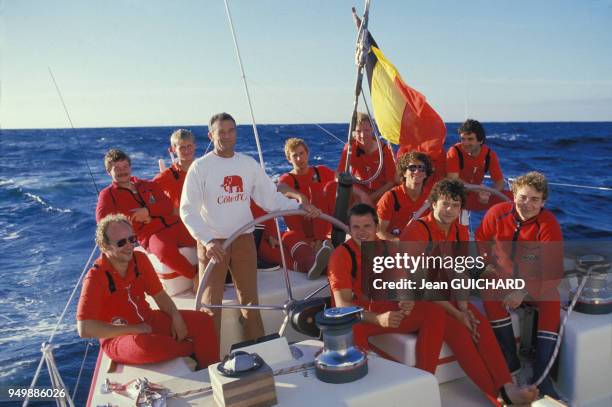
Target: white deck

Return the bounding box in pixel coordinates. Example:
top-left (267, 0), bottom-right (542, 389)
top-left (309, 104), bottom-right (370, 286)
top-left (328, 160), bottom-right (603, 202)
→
top-left (86, 265), bottom-right (496, 407)
top-left (87, 259), bottom-right (612, 406)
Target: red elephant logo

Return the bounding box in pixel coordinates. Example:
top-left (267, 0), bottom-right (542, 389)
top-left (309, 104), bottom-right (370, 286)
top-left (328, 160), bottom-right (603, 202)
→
top-left (221, 175), bottom-right (244, 193)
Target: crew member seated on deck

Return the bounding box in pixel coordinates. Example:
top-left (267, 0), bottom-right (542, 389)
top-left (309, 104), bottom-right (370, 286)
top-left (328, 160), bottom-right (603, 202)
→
top-left (250, 200), bottom-right (330, 280)
top-left (327, 203), bottom-right (447, 375)
top-left (153, 128), bottom-right (197, 214)
top-left (180, 112), bottom-right (321, 342)
top-left (476, 171), bottom-right (563, 399)
top-left (278, 137), bottom-right (335, 278)
top-left (401, 179), bottom-right (539, 406)
top-left (446, 119), bottom-right (508, 210)
top-left (96, 149), bottom-right (197, 282)
top-left (377, 151), bottom-right (435, 241)
top-left (337, 112), bottom-right (397, 204)
top-left (76, 214), bottom-right (219, 368)
top-left (153, 128), bottom-right (198, 256)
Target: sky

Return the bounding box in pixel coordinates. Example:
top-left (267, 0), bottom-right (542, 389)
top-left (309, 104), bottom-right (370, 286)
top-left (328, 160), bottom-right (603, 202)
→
top-left (1, 0), bottom-right (612, 129)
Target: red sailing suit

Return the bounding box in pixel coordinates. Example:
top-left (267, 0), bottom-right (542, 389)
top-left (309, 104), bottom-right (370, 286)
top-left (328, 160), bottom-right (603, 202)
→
top-left (475, 202), bottom-right (563, 332)
top-left (327, 238), bottom-right (446, 374)
top-left (401, 213), bottom-right (515, 404)
top-left (377, 184), bottom-right (431, 237)
top-left (76, 252), bottom-right (219, 367)
top-left (153, 162), bottom-right (186, 209)
top-left (153, 162), bottom-right (196, 246)
top-left (446, 143), bottom-right (508, 211)
top-left (250, 201), bottom-right (315, 273)
top-left (96, 177), bottom-right (196, 278)
top-left (278, 165), bottom-right (335, 241)
top-left (337, 141), bottom-right (397, 201)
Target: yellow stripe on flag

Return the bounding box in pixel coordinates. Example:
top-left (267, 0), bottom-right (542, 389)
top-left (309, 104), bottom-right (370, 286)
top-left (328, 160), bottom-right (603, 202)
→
top-left (370, 46), bottom-right (406, 145)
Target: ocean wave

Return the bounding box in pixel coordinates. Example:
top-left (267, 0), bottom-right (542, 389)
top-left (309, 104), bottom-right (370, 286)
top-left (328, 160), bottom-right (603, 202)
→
top-left (129, 151), bottom-right (154, 161)
top-left (0, 177), bottom-right (44, 189)
top-left (24, 192), bottom-right (72, 213)
top-left (0, 358), bottom-right (39, 380)
top-left (553, 136), bottom-right (609, 147)
top-left (486, 132), bottom-right (529, 141)
top-left (1, 230), bottom-right (20, 241)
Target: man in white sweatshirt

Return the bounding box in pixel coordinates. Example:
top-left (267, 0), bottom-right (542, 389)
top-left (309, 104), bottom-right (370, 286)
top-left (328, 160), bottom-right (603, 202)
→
top-left (180, 112), bottom-right (320, 341)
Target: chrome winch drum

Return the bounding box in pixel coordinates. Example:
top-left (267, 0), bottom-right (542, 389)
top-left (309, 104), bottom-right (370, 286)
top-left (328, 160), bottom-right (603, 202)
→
top-left (572, 254), bottom-right (612, 315)
top-left (314, 307), bottom-right (368, 384)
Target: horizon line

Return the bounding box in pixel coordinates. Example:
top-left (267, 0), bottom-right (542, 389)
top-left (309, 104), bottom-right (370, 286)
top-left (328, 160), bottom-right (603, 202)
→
top-left (3, 119), bottom-right (612, 132)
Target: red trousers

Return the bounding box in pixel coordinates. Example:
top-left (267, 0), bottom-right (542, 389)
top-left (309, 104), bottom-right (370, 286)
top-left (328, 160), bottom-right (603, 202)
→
top-left (442, 303), bottom-right (512, 405)
top-left (101, 310), bottom-right (219, 368)
top-left (353, 301), bottom-right (445, 374)
top-left (144, 222), bottom-right (197, 279)
top-left (259, 230), bottom-right (316, 274)
top-left (483, 297), bottom-right (560, 333)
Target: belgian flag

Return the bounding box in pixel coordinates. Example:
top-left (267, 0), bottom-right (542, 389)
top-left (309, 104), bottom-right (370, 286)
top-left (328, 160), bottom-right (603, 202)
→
top-left (365, 35), bottom-right (446, 161)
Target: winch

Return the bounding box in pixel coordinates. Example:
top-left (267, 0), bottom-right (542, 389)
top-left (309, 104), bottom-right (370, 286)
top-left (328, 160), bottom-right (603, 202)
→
top-left (572, 254), bottom-right (612, 315)
top-left (314, 306), bottom-right (368, 384)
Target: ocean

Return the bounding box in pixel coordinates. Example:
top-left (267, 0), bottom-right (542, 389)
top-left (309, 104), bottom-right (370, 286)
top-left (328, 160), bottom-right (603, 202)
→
top-left (1, 122), bottom-right (611, 405)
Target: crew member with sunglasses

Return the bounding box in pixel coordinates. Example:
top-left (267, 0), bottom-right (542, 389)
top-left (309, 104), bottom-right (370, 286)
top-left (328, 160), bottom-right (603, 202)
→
top-left (376, 151), bottom-right (437, 240)
top-left (77, 214), bottom-right (219, 368)
top-left (96, 149), bottom-right (197, 280)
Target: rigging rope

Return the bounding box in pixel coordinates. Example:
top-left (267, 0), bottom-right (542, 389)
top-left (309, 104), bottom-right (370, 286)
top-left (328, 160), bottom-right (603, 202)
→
top-left (313, 123), bottom-right (345, 144)
top-left (221, 0), bottom-right (292, 299)
top-left (72, 340), bottom-right (94, 401)
top-left (48, 67), bottom-right (101, 195)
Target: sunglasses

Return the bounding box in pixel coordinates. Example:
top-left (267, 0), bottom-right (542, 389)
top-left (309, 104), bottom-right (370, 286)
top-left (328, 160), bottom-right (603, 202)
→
top-left (407, 164), bottom-right (426, 173)
top-left (114, 235), bottom-right (137, 248)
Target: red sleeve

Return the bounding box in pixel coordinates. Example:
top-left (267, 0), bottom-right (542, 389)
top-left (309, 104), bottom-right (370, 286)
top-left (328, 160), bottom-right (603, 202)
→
top-left (475, 208), bottom-right (497, 242)
top-left (399, 220), bottom-right (430, 241)
top-left (538, 212), bottom-right (564, 293)
top-left (144, 181), bottom-right (174, 217)
top-left (153, 169), bottom-right (173, 197)
top-left (322, 181), bottom-right (337, 216)
top-left (458, 224), bottom-right (470, 241)
top-left (317, 165), bottom-right (336, 185)
top-left (152, 169), bottom-right (167, 186)
top-left (488, 150), bottom-right (504, 182)
top-left (376, 190), bottom-right (395, 222)
top-left (538, 213), bottom-right (563, 241)
top-left (382, 146), bottom-right (397, 183)
top-left (337, 145), bottom-right (349, 173)
top-left (399, 221), bottom-right (430, 257)
top-left (76, 269), bottom-right (104, 321)
top-left (278, 173), bottom-right (294, 188)
top-left (136, 252), bottom-right (164, 297)
top-left (327, 247), bottom-right (353, 293)
top-left (446, 146), bottom-right (460, 174)
top-left (475, 206), bottom-right (500, 261)
top-left (96, 187), bottom-right (115, 223)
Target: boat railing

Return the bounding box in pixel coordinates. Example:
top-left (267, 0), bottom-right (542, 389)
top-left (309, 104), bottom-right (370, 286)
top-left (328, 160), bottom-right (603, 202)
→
top-left (22, 244), bottom-right (99, 407)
